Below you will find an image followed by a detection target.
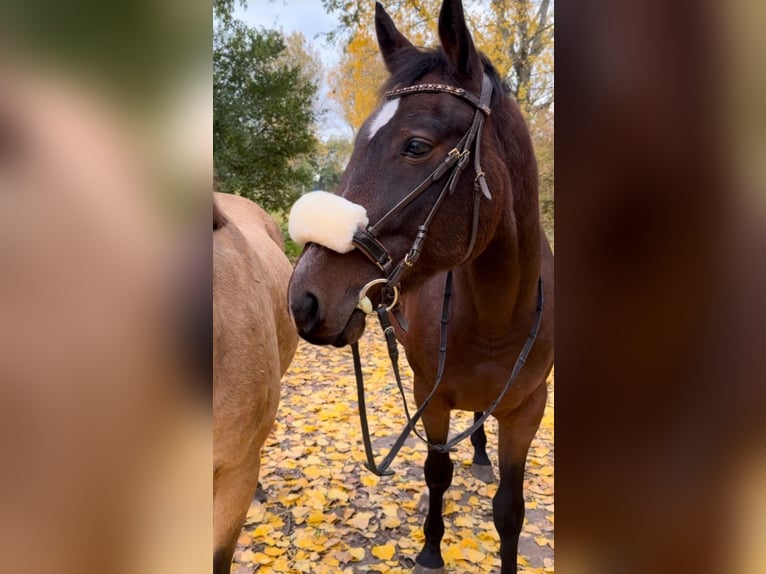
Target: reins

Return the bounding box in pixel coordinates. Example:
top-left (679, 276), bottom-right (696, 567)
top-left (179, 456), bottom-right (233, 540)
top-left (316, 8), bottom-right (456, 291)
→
top-left (348, 73), bottom-right (544, 476)
top-left (352, 275), bottom-right (543, 476)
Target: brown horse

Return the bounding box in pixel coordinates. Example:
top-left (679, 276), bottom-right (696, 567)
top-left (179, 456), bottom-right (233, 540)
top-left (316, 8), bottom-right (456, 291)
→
top-left (213, 192), bottom-right (297, 574)
top-left (287, 1), bottom-right (553, 573)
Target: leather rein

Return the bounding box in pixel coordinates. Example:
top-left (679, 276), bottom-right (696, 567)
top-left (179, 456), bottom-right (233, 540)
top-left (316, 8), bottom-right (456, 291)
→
top-left (348, 74), bottom-right (544, 476)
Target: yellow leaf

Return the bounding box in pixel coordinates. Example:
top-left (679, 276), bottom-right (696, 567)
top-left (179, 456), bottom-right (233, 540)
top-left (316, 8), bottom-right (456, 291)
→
top-left (371, 543), bottom-right (396, 560)
top-left (441, 545), bottom-right (464, 562)
top-left (295, 532), bottom-right (326, 551)
top-left (381, 502), bottom-right (399, 517)
top-left (463, 547), bottom-right (486, 562)
top-left (307, 511), bottom-right (326, 525)
top-left (264, 546), bottom-right (286, 557)
top-left (348, 511), bottom-right (373, 529)
top-left (271, 557), bottom-right (289, 570)
top-left (361, 475), bottom-right (378, 487)
top-left (252, 552), bottom-right (274, 565)
top-left (327, 488), bottom-right (349, 502)
top-left (381, 516), bottom-right (401, 529)
top-left (304, 466), bottom-right (323, 479)
top-left (348, 547), bottom-right (366, 561)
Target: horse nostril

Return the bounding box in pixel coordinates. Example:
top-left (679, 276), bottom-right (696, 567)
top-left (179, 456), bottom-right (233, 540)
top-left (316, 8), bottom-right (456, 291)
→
top-left (290, 291), bottom-right (320, 333)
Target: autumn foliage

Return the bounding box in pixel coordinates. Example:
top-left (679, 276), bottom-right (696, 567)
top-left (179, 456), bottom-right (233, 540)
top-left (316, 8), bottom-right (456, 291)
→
top-left (232, 332), bottom-right (554, 573)
top-left (325, 0), bottom-right (553, 130)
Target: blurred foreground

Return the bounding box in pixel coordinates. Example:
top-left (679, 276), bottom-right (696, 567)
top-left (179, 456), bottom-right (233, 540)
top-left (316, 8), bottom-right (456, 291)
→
top-left (1, 2), bottom-right (211, 573)
top-left (556, 0), bottom-right (766, 572)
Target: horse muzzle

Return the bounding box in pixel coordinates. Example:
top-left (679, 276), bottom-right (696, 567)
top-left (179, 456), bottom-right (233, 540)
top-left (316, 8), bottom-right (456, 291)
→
top-left (288, 252), bottom-right (370, 347)
top-left (289, 288), bottom-right (367, 347)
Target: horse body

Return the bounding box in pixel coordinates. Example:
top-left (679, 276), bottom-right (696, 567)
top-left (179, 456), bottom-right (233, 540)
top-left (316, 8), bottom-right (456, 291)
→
top-left (288, 1), bottom-right (552, 572)
top-left (213, 192), bottom-right (297, 574)
top-left (401, 234), bottom-right (552, 574)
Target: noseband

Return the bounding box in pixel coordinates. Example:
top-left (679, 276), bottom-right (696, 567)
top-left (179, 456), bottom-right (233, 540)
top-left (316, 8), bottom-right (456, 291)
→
top-left (352, 74), bottom-right (494, 310)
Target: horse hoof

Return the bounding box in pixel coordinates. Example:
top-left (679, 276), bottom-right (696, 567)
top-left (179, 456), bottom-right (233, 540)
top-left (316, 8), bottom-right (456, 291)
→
top-left (471, 463), bottom-right (495, 484)
top-left (413, 564), bottom-right (445, 574)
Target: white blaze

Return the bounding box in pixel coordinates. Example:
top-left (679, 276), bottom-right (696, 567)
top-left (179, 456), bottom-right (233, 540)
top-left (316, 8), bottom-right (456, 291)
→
top-left (367, 99), bottom-right (400, 141)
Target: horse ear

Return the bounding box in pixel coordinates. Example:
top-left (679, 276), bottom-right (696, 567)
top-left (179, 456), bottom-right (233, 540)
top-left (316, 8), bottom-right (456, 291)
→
top-left (438, 0), bottom-right (482, 80)
top-left (375, 1), bottom-right (414, 72)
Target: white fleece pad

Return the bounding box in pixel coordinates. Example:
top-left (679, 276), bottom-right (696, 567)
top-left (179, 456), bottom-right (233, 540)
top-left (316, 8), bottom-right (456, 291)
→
top-left (288, 191), bottom-right (369, 254)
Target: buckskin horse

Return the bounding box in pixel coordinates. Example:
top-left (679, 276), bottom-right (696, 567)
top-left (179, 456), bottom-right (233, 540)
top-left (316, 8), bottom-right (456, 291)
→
top-left (287, 1), bottom-right (553, 572)
top-left (213, 192), bottom-right (298, 574)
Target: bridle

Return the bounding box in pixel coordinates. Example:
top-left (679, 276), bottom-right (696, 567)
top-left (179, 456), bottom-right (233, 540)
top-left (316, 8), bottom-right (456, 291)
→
top-left (351, 74), bottom-right (495, 307)
top-left (347, 73), bottom-right (544, 476)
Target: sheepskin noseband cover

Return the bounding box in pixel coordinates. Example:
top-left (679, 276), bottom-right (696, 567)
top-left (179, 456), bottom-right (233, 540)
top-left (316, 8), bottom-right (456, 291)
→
top-left (288, 191), bottom-right (369, 254)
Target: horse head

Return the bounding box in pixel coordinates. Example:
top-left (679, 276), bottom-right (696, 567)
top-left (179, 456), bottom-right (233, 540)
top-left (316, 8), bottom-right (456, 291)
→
top-left (289, 0), bottom-right (515, 346)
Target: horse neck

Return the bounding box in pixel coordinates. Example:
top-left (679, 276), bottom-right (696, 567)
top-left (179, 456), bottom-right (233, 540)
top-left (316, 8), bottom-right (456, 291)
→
top-left (454, 125), bottom-right (542, 341)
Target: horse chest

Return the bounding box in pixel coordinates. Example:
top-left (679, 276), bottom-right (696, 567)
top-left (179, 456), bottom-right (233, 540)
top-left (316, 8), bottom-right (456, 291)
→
top-left (403, 328), bottom-right (532, 412)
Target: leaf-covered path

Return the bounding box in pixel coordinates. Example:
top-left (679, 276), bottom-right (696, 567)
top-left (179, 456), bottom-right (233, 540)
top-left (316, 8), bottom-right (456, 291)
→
top-left (232, 330), bottom-right (554, 574)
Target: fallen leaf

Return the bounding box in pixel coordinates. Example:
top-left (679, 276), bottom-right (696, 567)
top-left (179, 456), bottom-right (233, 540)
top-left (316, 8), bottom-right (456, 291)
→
top-left (371, 543), bottom-right (396, 560)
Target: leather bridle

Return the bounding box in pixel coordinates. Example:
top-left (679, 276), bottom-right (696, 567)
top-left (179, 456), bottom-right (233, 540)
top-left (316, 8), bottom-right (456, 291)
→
top-left (351, 74), bottom-right (495, 307)
top-left (348, 73), bottom-right (544, 476)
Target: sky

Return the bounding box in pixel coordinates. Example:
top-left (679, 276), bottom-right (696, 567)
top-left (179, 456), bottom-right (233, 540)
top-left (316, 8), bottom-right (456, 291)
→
top-left (235, 1), bottom-right (340, 56)
top-left (233, 0), bottom-right (353, 138)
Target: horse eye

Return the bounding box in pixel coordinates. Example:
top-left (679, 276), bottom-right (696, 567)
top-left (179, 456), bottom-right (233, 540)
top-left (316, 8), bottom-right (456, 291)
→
top-left (401, 138), bottom-right (433, 158)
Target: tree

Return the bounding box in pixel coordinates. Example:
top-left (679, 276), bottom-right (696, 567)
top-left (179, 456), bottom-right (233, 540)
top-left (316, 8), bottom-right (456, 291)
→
top-left (530, 108), bottom-right (554, 243)
top-left (478, 0), bottom-right (553, 113)
top-left (214, 17), bottom-right (319, 212)
top-left (328, 29), bottom-right (386, 136)
top-left (315, 136), bottom-right (354, 191)
top-left (322, 0), bottom-right (552, 125)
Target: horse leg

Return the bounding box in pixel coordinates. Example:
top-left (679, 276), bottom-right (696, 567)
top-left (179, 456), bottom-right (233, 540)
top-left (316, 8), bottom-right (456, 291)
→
top-left (254, 481), bottom-right (267, 503)
top-left (493, 384), bottom-right (547, 574)
top-left (213, 455), bottom-right (262, 574)
top-left (469, 412), bottom-right (495, 483)
top-left (414, 406), bottom-right (452, 574)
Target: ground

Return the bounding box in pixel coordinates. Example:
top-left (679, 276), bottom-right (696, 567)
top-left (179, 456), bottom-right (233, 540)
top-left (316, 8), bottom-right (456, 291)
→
top-left (232, 329), bottom-right (554, 574)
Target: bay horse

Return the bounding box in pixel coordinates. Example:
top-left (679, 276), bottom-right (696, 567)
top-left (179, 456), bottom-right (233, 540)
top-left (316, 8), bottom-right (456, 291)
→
top-left (213, 192), bottom-right (298, 574)
top-left (287, 0), bottom-right (553, 572)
